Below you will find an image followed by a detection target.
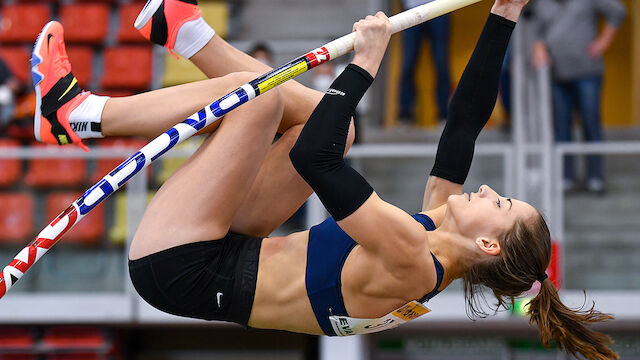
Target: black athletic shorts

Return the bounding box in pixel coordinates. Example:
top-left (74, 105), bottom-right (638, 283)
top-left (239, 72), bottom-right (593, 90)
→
top-left (128, 232), bottom-right (262, 327)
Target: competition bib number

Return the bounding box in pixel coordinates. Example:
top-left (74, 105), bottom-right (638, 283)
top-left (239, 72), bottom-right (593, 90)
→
top-left (329, 301), bottom-right (431, 336)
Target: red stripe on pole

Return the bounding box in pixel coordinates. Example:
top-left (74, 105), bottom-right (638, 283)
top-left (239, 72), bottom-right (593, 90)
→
top-left (33, 238), bottom-right (56, 250)
top-left (28, 246), bottom-right (37, 265)
top-left (0, 279), bottom-right (5, 298)
top-left (8, 260), bottom-right (29, 274)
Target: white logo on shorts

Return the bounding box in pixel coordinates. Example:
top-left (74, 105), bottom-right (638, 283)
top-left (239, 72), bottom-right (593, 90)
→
top-left (216, 292), bottom-right (223, 308)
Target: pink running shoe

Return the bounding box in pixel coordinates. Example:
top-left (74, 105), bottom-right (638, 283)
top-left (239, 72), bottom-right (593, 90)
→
top-left (32, 21), bottom-right (90, 151)
top-left (135, 0), bottom-right (201, 57)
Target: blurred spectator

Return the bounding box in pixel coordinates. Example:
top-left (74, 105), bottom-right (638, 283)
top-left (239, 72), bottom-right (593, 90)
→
top-left (399, 0), bottom-right (451, 126)
top-left (311, 62), bottom-right (336, 93)
top-left (531, 0), bottom-right (626, 194)
top-left (248, 42), bottom-right (273, 67)
top-left (0, 57), bottom-right (20, 129)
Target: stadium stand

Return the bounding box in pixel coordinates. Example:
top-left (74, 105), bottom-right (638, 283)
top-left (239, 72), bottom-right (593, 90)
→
top-left (24, 143), bottom-right (87, 188)
top-left (0, 139), bottom-right (22, 187)
top-left (0, 4), bottom-right (51, 44)
top-left (45, 192), bottom-right (104, 244)
top-left (116, 3), bottom-right (147, 43)
top-left (100, 46), bottom-right (152, 90)
top-left (90, 138), bottom-right (149, 184)
top-left (59, 3), bottom-right (110, 45)
top-left (66, 46), bottom-right (94, 88)
top-left (0, 192), bottom-right (35, 243)
top-left (0, 47), bottom-right (31, 84)
top-left (42, 327), bottom-right (107, 349)
top-left (0, 327), bottom-right (35, 351)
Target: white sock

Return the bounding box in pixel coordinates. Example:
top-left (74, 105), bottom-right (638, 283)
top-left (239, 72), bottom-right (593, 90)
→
top-left (68, 93), bottom-right (109, 139)
top-left (174, 17), bottom-right (215, 59)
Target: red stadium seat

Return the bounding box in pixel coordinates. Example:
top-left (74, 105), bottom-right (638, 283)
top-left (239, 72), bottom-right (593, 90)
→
top-left (0, 139), bottom-right (22, 187)
top-left (24, 143), bottom-right (87, 188)
top-left (42, 327), bottom-right (106, 349)
top-left (117, 3), bottom-right (147, 43)
top-left (0, 327), bottom-right (35, 350)
top-left (0, 47), bottom-right (30, 84)
top-left (0, 4), bottom-right (51, 44)
top-left (100, 46), bottom-right (152, 90)
top-left (46, 356), bottom-right (101, 360)
top-left (90, 138), bottom-right (149, 184)
top-left (66, 46), bottom-right (93, 88)
top-left (59, 4), bottom-right (110, 44)
top-left (0, 192), bottom-right (34, 244)
top-left (15, 0), bottom-right (57, 3)
top-left (46, 192), bottom-right (104, 244)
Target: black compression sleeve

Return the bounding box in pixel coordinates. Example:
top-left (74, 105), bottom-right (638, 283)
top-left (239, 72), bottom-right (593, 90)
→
top-left (430, 13), bottom-right (515, 184)
top-left (289, 64), bottom-right (374, 221)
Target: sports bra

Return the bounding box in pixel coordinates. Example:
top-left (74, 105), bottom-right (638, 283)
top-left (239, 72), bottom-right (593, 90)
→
top-left (306, 213), bottom-right (444, 336)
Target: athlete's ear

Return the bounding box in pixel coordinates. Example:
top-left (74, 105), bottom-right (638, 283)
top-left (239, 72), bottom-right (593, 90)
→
top-left (475, 237), bottom-right (501, 256)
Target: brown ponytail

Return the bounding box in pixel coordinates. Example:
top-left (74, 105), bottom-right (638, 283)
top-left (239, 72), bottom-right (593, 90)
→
top-left (527, 279), bottom-right (619, 360)
top-left (462, 210), bottom-right (619, 360)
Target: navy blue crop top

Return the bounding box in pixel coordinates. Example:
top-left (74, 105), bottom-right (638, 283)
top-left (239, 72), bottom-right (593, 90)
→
top-left (305, 213), bottom-right (444, 336)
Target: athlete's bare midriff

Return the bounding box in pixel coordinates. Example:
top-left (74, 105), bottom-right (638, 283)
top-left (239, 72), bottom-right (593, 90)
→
top-left (248, 228), bottom-right (437, 335)
top-left (249, 230), bottom-right (323, 334)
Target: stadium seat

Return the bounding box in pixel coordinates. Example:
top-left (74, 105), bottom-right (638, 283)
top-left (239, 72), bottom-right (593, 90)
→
top-left (117, 3), bottom-right (147, 43)
top-left (15, 0), bottom-right (57, 3)
top-left (24, 143), bottom-right (87, 188)
top-left (46, 355), bottom-right (101, 360)
top-left (0, 139), bottom-right (22, 187)
top-left (90, 138), bottom-right (149, 184)
top-left (42, 327), bottom-right (106, 349)
top-left (100, 46), bottom-right (152, 90)
top-left (0, 192), bottom-right (34, 244)
top-left (0, 4), bottom-right (50, 44)
top-left (46, 192), bottom-right (104, 244)
top-left (59, 4), bottom-right (110, 44)
top-left (66, 46), bottom-right (93, 88)
top-left (162, 52), bottom-right (206, 87)
top-left (0, 327), bottom-right (35, 350)
top-left (0, 47), bottom-right (30, 84)
top-left (0, 355), bottom-right (37, 360)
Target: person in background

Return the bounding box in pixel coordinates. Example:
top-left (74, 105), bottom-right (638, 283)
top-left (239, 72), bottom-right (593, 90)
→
top-left (399, 0), bottom-right (452, 126)
top-left (531, 0), bottom-right (626, 195)
top-left (248, 42), bottom-right (274, 68)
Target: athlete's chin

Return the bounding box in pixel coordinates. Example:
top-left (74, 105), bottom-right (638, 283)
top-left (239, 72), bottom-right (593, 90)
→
top-left (447, 193), bottom-right (466, 207)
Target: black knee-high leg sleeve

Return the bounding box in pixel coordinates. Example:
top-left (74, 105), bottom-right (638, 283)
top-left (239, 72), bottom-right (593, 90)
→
top-left (289, 64), bottom-right (374, 221)
top-left (430, 13), bottom-right (516, 184)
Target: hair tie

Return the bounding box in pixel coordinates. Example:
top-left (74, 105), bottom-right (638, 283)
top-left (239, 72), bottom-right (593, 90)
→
top-left (537, 272), bottom-right (548, 283)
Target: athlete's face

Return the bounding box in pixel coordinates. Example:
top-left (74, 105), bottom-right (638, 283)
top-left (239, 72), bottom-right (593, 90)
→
top-left (446, 185), bottom-right (537, 243)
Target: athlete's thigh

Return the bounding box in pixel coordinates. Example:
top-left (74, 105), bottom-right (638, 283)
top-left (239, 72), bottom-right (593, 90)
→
top-left (129, 87), bottom-right (284, 260)
top-left (229, 126), bottom-right (312, 237)
top-left (230, 119), bottom-right (356, 237)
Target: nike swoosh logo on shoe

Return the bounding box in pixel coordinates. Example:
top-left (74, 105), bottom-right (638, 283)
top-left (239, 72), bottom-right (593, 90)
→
top-left (58, 77), bottom-right (78, 101)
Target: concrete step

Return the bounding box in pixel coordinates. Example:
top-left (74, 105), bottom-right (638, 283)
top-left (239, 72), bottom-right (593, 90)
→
top-left (236, 0), bottom-right (371, 41)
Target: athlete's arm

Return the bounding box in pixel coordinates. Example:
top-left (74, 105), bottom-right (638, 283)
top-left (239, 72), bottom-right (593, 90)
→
top-left (290, 13), bottom-right (427, 267)
top-left (421, 11), bottom-right (518, 213)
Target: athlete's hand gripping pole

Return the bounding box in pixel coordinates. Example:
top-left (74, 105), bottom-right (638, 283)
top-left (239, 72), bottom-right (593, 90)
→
top-left (0, 0), bottom-right (483, 299)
